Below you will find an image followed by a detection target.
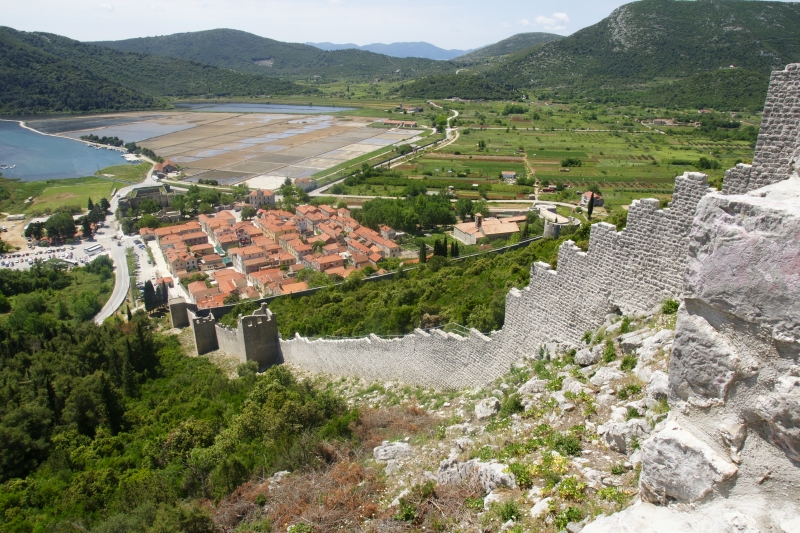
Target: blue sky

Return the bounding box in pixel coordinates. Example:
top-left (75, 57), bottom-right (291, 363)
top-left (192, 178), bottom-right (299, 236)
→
top-left (3, 0), bottom-right (635, 49)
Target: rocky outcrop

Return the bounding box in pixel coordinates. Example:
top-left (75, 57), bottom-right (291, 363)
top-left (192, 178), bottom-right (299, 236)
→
top-left (437, 458), bottom-right (517, 492)
top-left (474, 397), bottom-right (501, 419)
top-left (639, 420), bottom-right (738, 504)
top-left (587, 175), bottom-right (800, 532)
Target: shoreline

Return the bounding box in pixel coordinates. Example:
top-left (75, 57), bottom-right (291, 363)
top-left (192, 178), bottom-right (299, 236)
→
top-left (0, 118), bottom-right (129, 152)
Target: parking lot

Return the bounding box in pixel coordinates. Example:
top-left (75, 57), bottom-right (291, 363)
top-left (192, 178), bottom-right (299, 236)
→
top-left (0, 244), bottom-right (110, 271)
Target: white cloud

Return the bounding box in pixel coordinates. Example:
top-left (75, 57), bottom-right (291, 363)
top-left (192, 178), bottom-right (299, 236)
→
top-left (501, 21), bottom-right (511, 28)
top-left (98, 3), bottom-right (114, 11)
top-left (517, 18), bottom-right (530, 26)
top-left (534, 11), bottom-right (570, 32)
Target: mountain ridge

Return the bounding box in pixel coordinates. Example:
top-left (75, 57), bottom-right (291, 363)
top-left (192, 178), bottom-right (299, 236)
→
top-left (400, 0), bottom-right (800, 110)
top-left (307, 41), bottom-right (470, 60)
top-left (93, 29), bottom-right (457, 80)
top-left (452, 32), bottom-right (563, 62)
top-left (0, 26), bottom-right (313, 115)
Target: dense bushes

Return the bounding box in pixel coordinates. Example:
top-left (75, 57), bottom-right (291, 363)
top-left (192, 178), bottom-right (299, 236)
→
top-left (268, 238), bottom-right (565, 337)
top-left (0, 293), bottom-right (352, 531)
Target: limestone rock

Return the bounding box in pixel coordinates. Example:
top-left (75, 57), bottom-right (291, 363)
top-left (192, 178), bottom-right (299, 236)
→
top-left (484, 490), bottom-right (504, 509)
top-left (530, 497), bottom-right (552, 519)
top-left (748, 377), bottom-right (800, 463)
top-left (646, 371), bottom-right (669, 401)
top-left (590, 367), bottom-right (625, 387)
top-left (668, 311), bottom-right (742, 404)
top-left (518, 378), bottom-right (547, 395)
top-left (598, 418), bottom-right (650, 454)
top-left (437, 458), bottom-right (517, 492)
top-left (637, 329), bottom-right (674, 361)
top-left (620, 329), bottom-right (653, 354)
top-left (717, 421), bottom-right (747, 464)
top-left (374, 441), bottom-right (413, 462)
top-left (576, 346), bottom-right (602, 366)
top-left (475, 397), bottom-right (501, 419)
top-left (454, 437), bottom-right (474, 452)
top-left (446, 423), bottom-right (477, 436)
top-left (639, 420), bottom-right (738, 504)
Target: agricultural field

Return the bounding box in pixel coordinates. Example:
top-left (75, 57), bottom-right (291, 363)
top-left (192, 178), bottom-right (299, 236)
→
top-left (325, 98), bottom-right (758, 212)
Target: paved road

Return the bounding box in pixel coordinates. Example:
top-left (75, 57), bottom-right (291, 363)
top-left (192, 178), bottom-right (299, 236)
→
top-left (93, 161), bottom-right (159, 323)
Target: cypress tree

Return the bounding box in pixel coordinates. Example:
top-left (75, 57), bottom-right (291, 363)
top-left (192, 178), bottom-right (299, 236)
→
top-left (143, 281), bottom-right (156, 312)
top-left (587, 192), bottom-right (595, 219)
top-left (419, 242), bottom-right (427, 263)
top-left (87, 198), bottom-right (94, 211)
top-left (126, 305), bottom-right (132, 321)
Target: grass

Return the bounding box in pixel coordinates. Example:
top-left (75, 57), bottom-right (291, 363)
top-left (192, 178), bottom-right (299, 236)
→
top-left (28, 178), bottom-right (116, 213)
top-left (0, 162), bottom-right (142, 216)
top-left (94, 161), bottom-right (150, 184)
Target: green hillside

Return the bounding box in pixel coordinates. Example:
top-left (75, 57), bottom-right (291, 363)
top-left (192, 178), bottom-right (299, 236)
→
top-left (0, 27), bottom-right (313, 115)
top-left (454, 32), bottom-right (563, 62)
top-left (0, 28), bottom-right (162, 115)
top-left (401, 0), bottom-right (800, 110)
top-left (94, 29), bottom-right (458, 81)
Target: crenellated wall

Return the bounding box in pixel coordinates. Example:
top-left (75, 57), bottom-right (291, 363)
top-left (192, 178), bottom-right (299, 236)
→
top-left (278, 172), bottom-right (714, 388)
top-left (176, 64), bottom-right (800, 391)
top-left (723, 64), bottom-right (800, 195)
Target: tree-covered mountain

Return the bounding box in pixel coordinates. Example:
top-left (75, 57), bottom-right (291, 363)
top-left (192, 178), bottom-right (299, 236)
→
top-left (94, 29), bottom-right (458, 80)
top-left (0, 27), bottom-right (162, 115)
top-left (401, 0), bottom-right (800, 110)
top-left (0, 26), bottom-right (314, 114)
top-left (307, 41), bottom-right (470, 60)
top-left (453, 32), bottom-right (563, 62)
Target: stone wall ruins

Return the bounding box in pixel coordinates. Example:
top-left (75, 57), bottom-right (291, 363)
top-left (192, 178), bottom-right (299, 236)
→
top-left (279, 172), bottom-right (713, 388)
top-left (584, 176), bottom-right (800, 533)
top-left (723, 64), bottom-right (800, 195)
top-left (175, 63), bottom-right (800, 394)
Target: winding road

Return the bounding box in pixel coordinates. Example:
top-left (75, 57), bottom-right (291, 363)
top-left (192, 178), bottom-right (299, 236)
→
top-left (94, 162), bottom-right (159, 324)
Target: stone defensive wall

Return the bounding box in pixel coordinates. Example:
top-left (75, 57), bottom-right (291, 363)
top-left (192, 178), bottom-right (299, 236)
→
top-left (279, 172), bottom-right (714, 388)
top-left (723, 64), bottom-right (800, 195)
top-left (172, 63), bottom-right (800, 390)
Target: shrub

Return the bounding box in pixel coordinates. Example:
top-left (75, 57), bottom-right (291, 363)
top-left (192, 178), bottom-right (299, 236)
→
top-left (626, 407), bottom-right (642, 420)
top-left (506, 463), bottom-right (534, 489)
top-left (552, 433), bottom-right (582, 456)
top-left (545, 377), bottom-right (564, 391)
top-left (619, 316), bottom-right (631, 334)
top-left (621, 354), bottom-right (637, 371)
top-left (617, 383), bottom-right (642, 400)
top-left (610, 463), bottom-right (626, 476)
top-left (652, 397), bottom-right (670, 414)
top-left (496, 500), bottom-right (521, 521)
top-left (557, 476), bottom-right (586, 501)
top-left (603, 340), bottom-right (617, 363)
top-left (560, 157), bottom-right (583, 167)
top-left (555, 506), bottom-right (583, 530)
top-left (597, 486), bottom-right (629, 504)
top-left (499, 394), bottom-right (524, 417)
top-left (662, 299), bottom-right (679, 314)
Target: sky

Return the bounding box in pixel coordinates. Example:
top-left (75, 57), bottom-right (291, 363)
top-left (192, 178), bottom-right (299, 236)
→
top-left (2, 0), bottom-right (637, 50)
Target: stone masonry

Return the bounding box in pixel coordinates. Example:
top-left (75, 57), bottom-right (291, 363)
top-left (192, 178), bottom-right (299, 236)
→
top-left (723, 64), bottom-right (800, 195)
top-left (279, 172), bottom-right (713, 388)
top-left (178, 63), bottom-right (800, 395)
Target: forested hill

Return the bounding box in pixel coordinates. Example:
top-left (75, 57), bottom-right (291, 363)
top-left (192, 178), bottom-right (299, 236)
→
top-left (401, 0), bottom-right (800, 110)
top-left (453, 32), bottom-right (563, 62)
top-left (0, 27), bottom-right (313, 115)
top-left (498, 0), bottom-right (800, 87)
top-left (0, 27), bottom-right (162, 115)
top-left (93, 29), bottom-right (458, 80)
